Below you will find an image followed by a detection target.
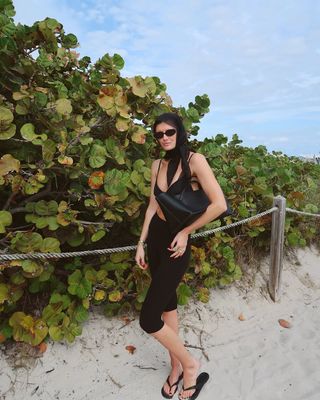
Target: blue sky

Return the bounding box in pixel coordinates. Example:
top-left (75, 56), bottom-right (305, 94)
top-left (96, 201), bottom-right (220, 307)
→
top-left (13, 0), bottom-right (320, 157)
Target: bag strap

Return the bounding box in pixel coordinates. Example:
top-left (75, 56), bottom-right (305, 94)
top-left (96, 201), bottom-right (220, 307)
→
top-left (188, 152), bottom-right (195, 163)
top-left (186, 152), bottom-right (201, 185)
top-left (177, 153), bottom-right (202, 199)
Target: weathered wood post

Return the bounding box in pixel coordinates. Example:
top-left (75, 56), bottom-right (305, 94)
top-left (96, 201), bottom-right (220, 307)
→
top-left (269, 195), bottom-right (286, 301)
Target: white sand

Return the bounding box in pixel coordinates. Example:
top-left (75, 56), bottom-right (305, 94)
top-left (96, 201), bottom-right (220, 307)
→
top-left (1, 245), bottom-right (320, 400)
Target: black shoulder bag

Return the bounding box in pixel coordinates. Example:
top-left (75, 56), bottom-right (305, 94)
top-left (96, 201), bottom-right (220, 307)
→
top-left (156, 178), bottom-right (233, 235)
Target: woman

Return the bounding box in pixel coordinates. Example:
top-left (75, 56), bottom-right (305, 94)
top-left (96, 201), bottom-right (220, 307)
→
top-left (135, 112), bottom-right (227, 400)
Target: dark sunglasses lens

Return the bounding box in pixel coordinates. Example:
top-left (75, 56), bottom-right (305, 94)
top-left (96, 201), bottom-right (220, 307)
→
top-left (154, 129), bottom-right (176, 139)
top-left (166, 129), bottom-right (176, 136)
top-left (154, 132), bottom-right (163, 139)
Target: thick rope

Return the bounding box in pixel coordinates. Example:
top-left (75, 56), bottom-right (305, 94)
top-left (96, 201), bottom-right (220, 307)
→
top-left (0, 205), bottom-right (319, 261)
top-left (286, 207), bottom-right (320, 218)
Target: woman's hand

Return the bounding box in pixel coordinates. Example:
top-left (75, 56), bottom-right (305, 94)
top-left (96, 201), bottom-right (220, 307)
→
top-left (135, 244), bottom-right (148, 270)
top-left (168, 230), bottom-right (189, 258)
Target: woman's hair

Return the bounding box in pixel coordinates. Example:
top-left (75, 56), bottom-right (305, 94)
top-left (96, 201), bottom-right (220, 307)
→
top-left (152, 112), bottom-right (191, 185)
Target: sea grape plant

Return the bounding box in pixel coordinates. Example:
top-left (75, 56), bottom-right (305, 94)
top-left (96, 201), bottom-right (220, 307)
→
top-left (0, 0), bottom-right (319, 345)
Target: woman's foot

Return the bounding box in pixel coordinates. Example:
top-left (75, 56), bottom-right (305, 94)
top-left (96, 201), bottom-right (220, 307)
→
top-left (162, 364), bottom-right (183, 398)
top-left (178, 358), bottom-right (201, 400)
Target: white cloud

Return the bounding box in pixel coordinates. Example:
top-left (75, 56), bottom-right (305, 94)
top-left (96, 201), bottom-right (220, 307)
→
top-left (81, 30), bottom-right (129, 61)
top-left (13, 0), bottom-right (82, 35)
top-left (11, 0), bottom-right (320, 156)
top-left (270, 136), bottom-right (290, 143)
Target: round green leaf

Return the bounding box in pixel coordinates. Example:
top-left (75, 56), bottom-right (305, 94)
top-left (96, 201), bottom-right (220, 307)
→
top-left (74, 305), bottom-right (89, 323)
top-left (11, 232), bottom-right (43, 253)
top-left (64, 323), bottom-right (82, 343)
top-left (109, 290), bottom-right (122, 302)
top-left (56, 98), bottom-right (72, 115)
top-left (41, 237), bottom-right (61, 253)
top-left (0, 106), bottom-right (13, 126)
top-left (67, 231), bottom-right (85, 247)
top-left (21, 260), bottom-right (43, 275)
top-left (104, 169), bottom-right (127, 195)
top-left (89, 143), bottom-right (107, 168)
top-left (15, 103), bottom-right (28, 115)
top-left (91, 230), bottom-right (106, 242)
top-left (0, 210), bottom-right (12, 233)
top-left (20, 123), bottom-right (37, 141)
top-left (113, 53), bottom-right (125, 70)
top-left (0, 283), bottom-right (9, 304)
top-left (0, 124), bottom-right (16, 140)
top-left (46, 18), bottom-right (60, 30)
top-left (177, 283), bottom-right (192, 305)
top-left (35, 200), bottom-right (58, 216)
top-left (49, 326), bottom-right (64, 341)
top-left (35, 92), bottom-right (48, 107)
top-left (68, 269), bottom-right (82, 286)
top-left (62, 33), bottom-right (78, 48)
top-left (42, 139), bottom-right (55, 161)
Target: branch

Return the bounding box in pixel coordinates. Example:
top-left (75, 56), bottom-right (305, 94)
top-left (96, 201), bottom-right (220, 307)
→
top-left (90, 116), bottom-right (110, 129)
top-left (6, 224), bottom-right (33, 231)
top-left (9, 207), bottom-right (26, 214)
top-left (21, 181), bottom-right (52, 205)
top-left (75, 220), bottom-right (113, 227)
top-left (0, 237), bottom-right (10, 247)
top-left (3, 192), bottom-right (17, 211)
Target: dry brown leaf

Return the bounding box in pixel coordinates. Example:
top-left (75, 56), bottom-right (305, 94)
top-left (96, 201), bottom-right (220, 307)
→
top-left (38, 342), bottom-right (48, 353)
top-left (125, 345), bottom-right (136, 354)
top-left (121, 316), bottom-right (132, 325)
top-left (238, 313), bottom-right (246, 321)
top-left (278, 319), bottom-right (291, 329)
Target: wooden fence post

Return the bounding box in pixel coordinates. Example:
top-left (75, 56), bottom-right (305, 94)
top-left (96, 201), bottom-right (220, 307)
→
top-left (269, 195), bottom-right (286, 301)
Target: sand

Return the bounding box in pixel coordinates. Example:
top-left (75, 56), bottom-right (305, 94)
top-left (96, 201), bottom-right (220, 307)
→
top-left (1, 245), bottom-right (320, 400)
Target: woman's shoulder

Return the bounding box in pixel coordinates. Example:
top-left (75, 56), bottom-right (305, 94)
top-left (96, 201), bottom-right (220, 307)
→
top-left (151, 158), bottom-right (163, 173)
top-left (152, 158), bottom-right (163, 166)
top-left (188, 152), bottom-right (208, 177)
top-left (189, 152), bottom-right (206, 163)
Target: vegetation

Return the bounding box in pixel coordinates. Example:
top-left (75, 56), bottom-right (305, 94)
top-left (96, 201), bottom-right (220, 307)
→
top-left (0, 0), bottom-right (319, 345)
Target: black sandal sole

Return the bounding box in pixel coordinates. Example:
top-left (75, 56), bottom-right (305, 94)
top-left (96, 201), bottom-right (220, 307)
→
top-left (179, 372), bottom-right (209, 400)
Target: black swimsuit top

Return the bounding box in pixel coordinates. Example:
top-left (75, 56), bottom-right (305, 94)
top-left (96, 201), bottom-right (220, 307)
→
top-left (154, 153), bottom-right (196, 196)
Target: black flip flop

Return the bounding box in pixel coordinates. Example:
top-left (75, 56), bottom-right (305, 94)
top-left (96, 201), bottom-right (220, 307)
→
top-left (179, 372), bottom-right (209, 400)
top-left (161, 372), bottom-right (184, 399)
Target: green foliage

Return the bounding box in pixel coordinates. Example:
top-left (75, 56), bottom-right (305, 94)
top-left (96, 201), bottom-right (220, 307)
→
top-left (0, 210), bottom-right (12, 232)
top-left (68, 269), bottom-right (92, 299)
top-left (9, 311), bottom-right (48, 345)
top-left (177, 283), bottom-right (193, 305)
top-left (0, 0), bottom-right (319, 345)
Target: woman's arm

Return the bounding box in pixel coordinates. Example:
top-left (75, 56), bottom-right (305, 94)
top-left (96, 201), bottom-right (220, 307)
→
top-left (137, 159), bottom-right (160, 244)
top-left (181, 153), bottom-right (227, 235)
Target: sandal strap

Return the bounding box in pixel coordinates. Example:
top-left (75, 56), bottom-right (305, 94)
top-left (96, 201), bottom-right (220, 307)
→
top-left (182, 383), bottom-right (197, 391)
top-left (167, 373), bottom-right (182, 389)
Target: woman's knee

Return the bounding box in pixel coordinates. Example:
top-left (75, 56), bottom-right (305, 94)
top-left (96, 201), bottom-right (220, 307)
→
top-left (139, 308), bottom-right (164, 334)
top-left (164, 293), bottom-right (177, 312)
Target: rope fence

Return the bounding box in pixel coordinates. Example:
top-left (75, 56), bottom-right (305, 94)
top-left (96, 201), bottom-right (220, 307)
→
top-left (0, 207), bottom-right (278, 261)
top-left (0, 196), bottom-right (319, 301)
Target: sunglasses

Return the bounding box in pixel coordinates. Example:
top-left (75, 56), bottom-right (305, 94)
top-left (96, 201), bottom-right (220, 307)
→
top-left (154, 128), bottom-right (177, 140)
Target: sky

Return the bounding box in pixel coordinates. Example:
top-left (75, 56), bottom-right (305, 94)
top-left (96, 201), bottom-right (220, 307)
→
top-left (12, 0), bottom-right (320, 157)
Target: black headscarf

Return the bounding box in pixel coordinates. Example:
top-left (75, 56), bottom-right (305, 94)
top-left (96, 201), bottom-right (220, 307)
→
top-left (153, 112), bottom-right (191, 186)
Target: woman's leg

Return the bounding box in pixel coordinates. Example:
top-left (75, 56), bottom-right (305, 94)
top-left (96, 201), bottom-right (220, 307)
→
top-left (161, 309), bottom-right (183, 396)
top-left (162, 309), bottom-right (180, 364)
top-left (142, 214), bottom-right (199, 398)
top-left (151, 323), bottom-right (200, 400)
top-left (140, 255), bottom-right (200, 398)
